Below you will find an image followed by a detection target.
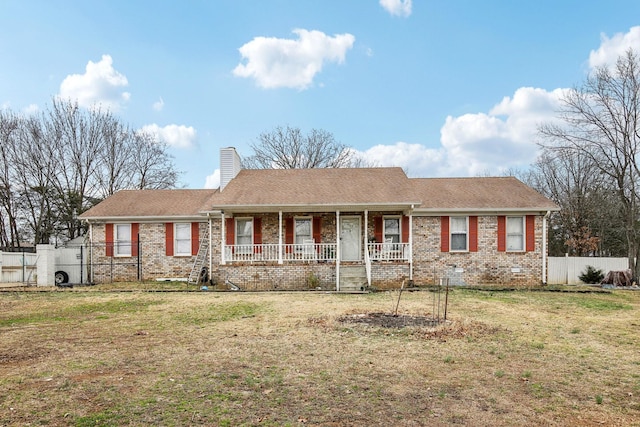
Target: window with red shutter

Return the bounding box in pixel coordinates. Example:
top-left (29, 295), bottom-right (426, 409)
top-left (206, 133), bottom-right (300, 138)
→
top-left (402, 216), bottom-right (410, 243)
top-left (313, 216), bottom-right (322, 253)
top-left (105, 223), bottom-right (114, 257)
top-left (131, 223), bottom-right (139, 257)
top-left (440, 216), bottom-right (449, 252)
top-left (254, 217), bottom-right (262, 254)
top-left (497, 216), bottom-right (506, 252)
top-left (165, 223), bottom-right (174, 256)
top-left (469, 216), bottom-right (478, 252)
top-left (191, 223), bottom-right (199, 255)
top-left (526, 215), bottom-right (535, 252)
top-left (374, 217), bottom-right (383, 243)
top-left (285, 217), bottom-right (294, 253)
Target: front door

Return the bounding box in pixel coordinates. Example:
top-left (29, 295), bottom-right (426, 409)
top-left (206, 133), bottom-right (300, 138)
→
top-left (340, 217), bottom-right (361, 261)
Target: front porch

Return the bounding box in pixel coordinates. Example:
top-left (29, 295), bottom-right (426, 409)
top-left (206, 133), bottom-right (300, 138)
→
top-left (211, 210), bottom-right (413, 290)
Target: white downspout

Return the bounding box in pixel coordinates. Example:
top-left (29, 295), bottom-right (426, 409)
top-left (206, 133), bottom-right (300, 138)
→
top-left (89, 222), bottom-right (94, 283)
top-left (364, 210), bottom-right (371, 287)
top-left (409, 210), bottom-right (413, 281)
top-left (278, 211), bottom-right (283, 264)
top-left (208, 214), bottom-right (212, 275)
top-left (221, 212), bottom-right (226, 265)
top-left (336, 210), bottom-right (340, 291)
top-left (542, 211), bottom-right (550, 284)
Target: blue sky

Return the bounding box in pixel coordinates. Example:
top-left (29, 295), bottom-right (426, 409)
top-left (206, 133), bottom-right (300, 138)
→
top-left (2, 0), bottom-right (640, 189)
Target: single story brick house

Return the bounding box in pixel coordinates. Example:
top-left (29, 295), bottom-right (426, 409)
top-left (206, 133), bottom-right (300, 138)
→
top-left (79, 148), bottom-right (559, 290)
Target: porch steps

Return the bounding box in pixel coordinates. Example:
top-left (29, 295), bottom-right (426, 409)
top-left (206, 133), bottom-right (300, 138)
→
top-left (187, 226), bottom-right (210, 285)
top-left (339, 265), bottom-right (367, 292)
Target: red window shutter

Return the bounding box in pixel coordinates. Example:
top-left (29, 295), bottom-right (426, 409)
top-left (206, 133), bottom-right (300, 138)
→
top-left (526, 215), bottom-right (535, 252)
top-left (497, 216), bottom-right (506, 252)
top-left (440, 216), bottom-right (449, 252)
top-left (165, 223), bottom-right (174, 256)
top-left (191, 223), bottom-right (200, 255)
top-left (401, 216), bottom-right (410, 243)
top-left (131, 223), bottom-right (139, 257)
top-left (313, 217), bottom-right (322, 243)
top-left (313, 216), bottom-right (322, 253)
top-left (374, 216), bottom-right (383, 243)
top-left (285, 217), bottom-right (294, 253)
top-left (469, 216), bottom-right (478, 252)
top-left (105, 223), bottom-right (114, 257)
top-left (225, 218), bottom-right (235, 245)
top-left (254, 217), bottom-right (262, 253)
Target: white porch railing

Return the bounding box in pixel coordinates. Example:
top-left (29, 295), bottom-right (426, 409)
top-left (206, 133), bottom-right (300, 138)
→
top-left (224, 243), bottom-right (337, 263)
top-left (367, 242), bottom-right (409, 262)
top-left (223, 242), bottom-right (409, 263)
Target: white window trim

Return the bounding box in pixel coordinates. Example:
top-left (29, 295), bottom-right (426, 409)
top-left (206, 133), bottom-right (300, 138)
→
top-left (506, 216), bottom-right (526, 252)
top-left (449, 216), bottom-right (469, 252)
top-left (114, 223), bottom-right (132, 257)
top-left (235, 217), bottom-right (254, 254)
top-left (382, 216), bottom-right (401, 243)
top-left (174, 223), bottom-right (192, 257)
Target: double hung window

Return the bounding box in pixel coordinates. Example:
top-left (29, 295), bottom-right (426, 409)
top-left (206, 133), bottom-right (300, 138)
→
top-left (450, 217), bottom-right (468, 251)
top-left (295, 218), bottom-right (312, 246)
top-left (174, 223), bottom-right (192, 256)
top-left (115, 224), bottom-right (131, 256)
top-left (506, 217), bottom-right (525, 251)
top-left (236, 218), bottom-right (253, 253)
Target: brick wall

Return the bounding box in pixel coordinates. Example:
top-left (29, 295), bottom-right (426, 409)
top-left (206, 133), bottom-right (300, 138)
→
top-left (89, 213), bottom-right (545, 287)
top-left (412, 216), bottom-right (543, 286)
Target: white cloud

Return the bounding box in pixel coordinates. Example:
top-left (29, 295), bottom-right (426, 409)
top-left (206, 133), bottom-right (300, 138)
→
top-left (589, 26), bottom-right (640, 70)
top-left (59, 55), bottom-right (130, 111)
top-left (357, 87), bottom-right (565, 177)
top-left (140, 123), bottom-right (197, 149)
top-left (152, 97), bottom-right (164, 111)
top-left (204, 169), bottom-right (220, 189)
top-left (233, 29), bottom-right (355, 90)
top-left (358, 142), bottom-right (444, 176)
top-left (380, 0), bottom-right (412, 17)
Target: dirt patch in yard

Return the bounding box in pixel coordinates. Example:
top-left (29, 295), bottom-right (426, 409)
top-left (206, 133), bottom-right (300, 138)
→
top-left (336, 312), bottom-right (504, 340)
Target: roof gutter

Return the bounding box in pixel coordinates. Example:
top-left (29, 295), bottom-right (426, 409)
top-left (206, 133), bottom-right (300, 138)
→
top-left (210, 202), bottom-right (421, 212)
top-left (412, 207), bottom-right (560, 215)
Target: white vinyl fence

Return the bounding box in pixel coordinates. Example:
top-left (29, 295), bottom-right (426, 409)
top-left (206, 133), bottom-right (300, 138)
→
top-left (0, 252), bottom-right (38, 283)
top-left (547, 256), bottom-right (629, 284)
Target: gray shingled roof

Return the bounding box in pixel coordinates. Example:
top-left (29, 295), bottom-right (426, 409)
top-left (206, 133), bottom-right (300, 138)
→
top-left (411, 177), bottom-right (558, 211)
top-left (79, 169), bottom-right (558, 220)
top-left (213, 167), bottom-right (418, 207)
top-left (80, 189), bottom-right (219, 219)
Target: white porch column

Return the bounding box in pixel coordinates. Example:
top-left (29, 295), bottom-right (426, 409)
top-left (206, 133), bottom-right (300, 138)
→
top-left (336, 210), bottom-right (340, 291)
top-left (221, 212), bottom-right (226, 265)
top-left (364, 210), bottom-right (368, 256)
top-left (208, 215), bottom-right (213, 274)
top-left (409, 213), bottom-right (413, 280)
top-left (278, 211), bottom-right (283, 264)
top-left (542, 211), bottom-right (549, 284)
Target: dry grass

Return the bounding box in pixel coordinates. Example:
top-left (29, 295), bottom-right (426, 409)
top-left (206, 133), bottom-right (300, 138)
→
top-left (0, 287), bottom-right (639, 426)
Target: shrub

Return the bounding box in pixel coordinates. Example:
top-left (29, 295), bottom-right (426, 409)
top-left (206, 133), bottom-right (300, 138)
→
top-left (579, 265), bottom-right (604, 284)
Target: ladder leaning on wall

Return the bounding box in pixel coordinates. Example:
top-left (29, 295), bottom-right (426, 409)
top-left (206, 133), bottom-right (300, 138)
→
top-left (187, 226), bottom-right (210, 285)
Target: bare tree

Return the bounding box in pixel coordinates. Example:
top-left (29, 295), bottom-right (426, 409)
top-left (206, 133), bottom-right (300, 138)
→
top-left (524, 151), bottom-right (625, 256)
top-left (243, 125), bottom-right (371, 169)
top-left (539, 49), bottom-right (640, 273)
top-left (0, 111), bottom-right (21, 248)
top-left (0, 99), bottom-right (181, 248)
top-left (130, 131), bottom-right (180, 190)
